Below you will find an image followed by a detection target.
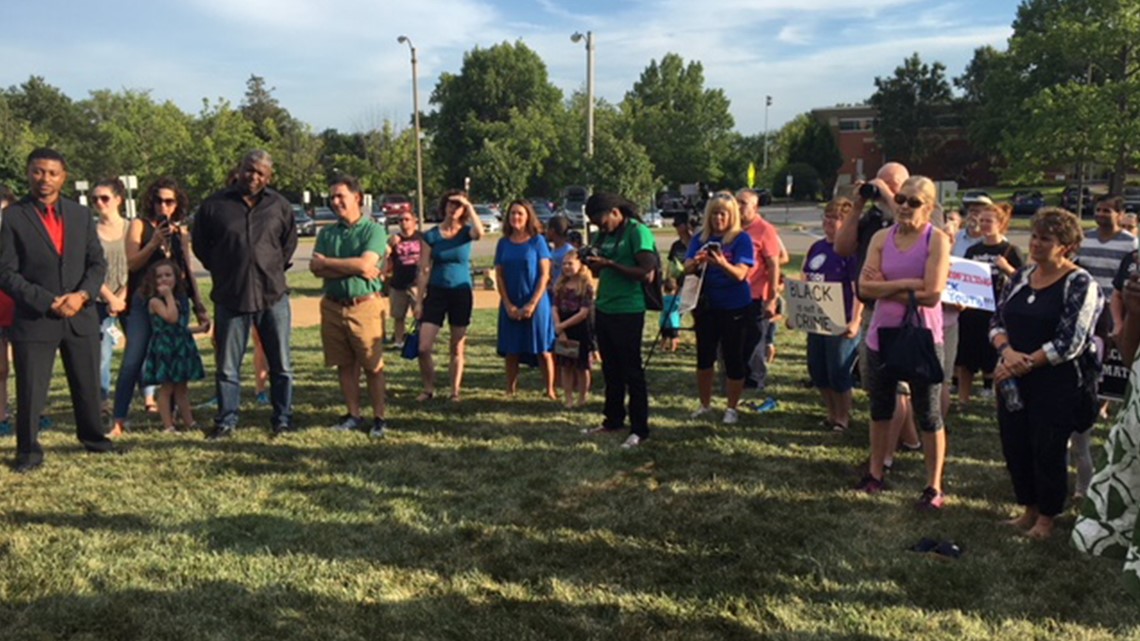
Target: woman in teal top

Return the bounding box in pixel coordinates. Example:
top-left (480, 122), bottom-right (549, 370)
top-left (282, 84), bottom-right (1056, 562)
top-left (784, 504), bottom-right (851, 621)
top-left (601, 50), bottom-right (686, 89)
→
top-left (413, 190), bottom-right (485, 402)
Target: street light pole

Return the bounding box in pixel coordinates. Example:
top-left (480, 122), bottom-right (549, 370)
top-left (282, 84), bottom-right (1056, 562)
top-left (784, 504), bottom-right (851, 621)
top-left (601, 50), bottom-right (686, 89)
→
top-left (398, 35), bottom-right (426, 228)
top-left (763, 95), bottom-right (772, 171)
top-left (571, 31), bottom-right (595, 243)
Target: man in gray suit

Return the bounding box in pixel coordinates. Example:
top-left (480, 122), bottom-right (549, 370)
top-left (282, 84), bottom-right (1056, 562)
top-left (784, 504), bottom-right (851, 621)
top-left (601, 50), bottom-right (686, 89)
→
top-left (0, 148), bottom-right (117, 473)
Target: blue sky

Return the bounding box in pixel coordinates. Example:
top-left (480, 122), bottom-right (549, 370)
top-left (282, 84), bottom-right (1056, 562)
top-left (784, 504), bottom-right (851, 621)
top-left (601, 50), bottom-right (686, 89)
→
top-left (3, 0), bottom-right (1018, 136)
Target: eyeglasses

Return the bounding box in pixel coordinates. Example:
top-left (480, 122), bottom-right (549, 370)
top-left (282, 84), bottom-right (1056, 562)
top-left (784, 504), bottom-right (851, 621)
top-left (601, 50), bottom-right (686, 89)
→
top-left (894, 194), bottom-right (925, 209)
top-left (93, 195), bottom-right (113, 204)
top-left (155, 198), bottom-right (178, 207)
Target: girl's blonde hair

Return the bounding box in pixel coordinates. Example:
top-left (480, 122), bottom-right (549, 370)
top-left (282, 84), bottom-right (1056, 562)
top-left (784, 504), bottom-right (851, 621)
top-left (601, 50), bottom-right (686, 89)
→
top-left (554, 249), bottom-right (594, 300)
top-left (699, 191), bottom-right (743, 245)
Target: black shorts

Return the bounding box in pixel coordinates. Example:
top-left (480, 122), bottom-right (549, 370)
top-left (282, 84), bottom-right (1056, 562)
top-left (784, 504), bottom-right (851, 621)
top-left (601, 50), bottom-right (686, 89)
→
top-left (660, 327), bottom-right (679, 339)
top-left (421, 285), bottom-right (473, 327)
top-left (694, 306), bottom-right (750, 379)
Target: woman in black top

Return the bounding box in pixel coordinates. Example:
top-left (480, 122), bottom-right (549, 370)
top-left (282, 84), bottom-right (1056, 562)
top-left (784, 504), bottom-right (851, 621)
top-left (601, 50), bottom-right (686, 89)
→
top-left (957, 203), bottom-right (1022, 402)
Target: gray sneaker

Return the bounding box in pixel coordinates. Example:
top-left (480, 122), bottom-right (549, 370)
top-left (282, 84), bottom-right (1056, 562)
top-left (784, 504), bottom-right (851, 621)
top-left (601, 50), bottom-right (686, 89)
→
top-left (369, 417), bottom-right (387, 439)
top-left (331, 415), bottom-right (365, 432)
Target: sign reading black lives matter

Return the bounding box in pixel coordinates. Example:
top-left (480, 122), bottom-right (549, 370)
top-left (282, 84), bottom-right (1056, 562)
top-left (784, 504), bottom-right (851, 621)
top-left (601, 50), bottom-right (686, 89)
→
top-left (786, 278), bottom-right (846, 336)
top-left (1099, 344), bottom-right (1129, 401)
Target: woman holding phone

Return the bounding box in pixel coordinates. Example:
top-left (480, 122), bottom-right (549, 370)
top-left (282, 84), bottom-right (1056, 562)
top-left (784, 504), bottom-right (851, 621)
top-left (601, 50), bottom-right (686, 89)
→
top-left (412, 189), bottom-right (485, 403)
top-left (683, 192), bottom-right (755, 425)
top-left (110, 177), bottom-right (209, 436)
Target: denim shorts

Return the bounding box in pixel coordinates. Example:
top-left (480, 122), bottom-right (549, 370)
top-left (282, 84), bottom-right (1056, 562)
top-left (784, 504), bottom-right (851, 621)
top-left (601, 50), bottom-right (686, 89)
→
top-left (806, 333), bottom-right (859, 393)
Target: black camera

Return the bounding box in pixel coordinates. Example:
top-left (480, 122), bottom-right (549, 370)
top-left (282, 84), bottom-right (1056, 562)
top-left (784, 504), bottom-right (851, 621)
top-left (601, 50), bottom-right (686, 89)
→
top-left (579, 245), bottom-right (601, 261)
top-left (859, 182), bottom-right (881, 200)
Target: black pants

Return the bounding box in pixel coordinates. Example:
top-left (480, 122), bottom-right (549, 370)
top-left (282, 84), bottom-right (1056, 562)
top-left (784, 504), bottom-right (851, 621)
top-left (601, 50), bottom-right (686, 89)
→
top-left (998, 373), bottom-right (1079, 517)
top-left (595, 310), bottom-right (648, 437)
top-left (13, 330), bottom-right (113, 465)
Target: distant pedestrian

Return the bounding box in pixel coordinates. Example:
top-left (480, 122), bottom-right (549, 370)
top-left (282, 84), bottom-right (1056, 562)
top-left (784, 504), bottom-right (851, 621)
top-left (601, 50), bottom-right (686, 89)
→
top-left (385, 210), bottom-right (422, 348)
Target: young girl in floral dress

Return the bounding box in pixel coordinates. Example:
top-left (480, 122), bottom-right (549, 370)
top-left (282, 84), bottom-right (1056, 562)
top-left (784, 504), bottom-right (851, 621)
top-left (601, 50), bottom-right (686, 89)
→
top-left (141, 260), bottom-right (206, 432)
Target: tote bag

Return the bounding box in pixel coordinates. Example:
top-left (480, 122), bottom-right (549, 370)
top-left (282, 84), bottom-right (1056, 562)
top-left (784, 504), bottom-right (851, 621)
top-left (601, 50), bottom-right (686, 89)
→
top-left (876, 291), bottom-right (943, 385)
top-left (401, 322), bottom-right (420, 360)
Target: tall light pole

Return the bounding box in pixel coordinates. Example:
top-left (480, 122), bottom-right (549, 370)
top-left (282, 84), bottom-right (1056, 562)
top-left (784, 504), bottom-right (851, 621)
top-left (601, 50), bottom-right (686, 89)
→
top-left (398, 35), bottom-right (426, 228)
top-left (763, 95), bottom-right (772, 171)
top-left (571, 31), bottom-right (595, 243)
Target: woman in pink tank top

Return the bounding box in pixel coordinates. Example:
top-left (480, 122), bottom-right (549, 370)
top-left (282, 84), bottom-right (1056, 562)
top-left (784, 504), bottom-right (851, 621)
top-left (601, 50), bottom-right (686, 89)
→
top-left (856, 176), bottom-right (951, 509)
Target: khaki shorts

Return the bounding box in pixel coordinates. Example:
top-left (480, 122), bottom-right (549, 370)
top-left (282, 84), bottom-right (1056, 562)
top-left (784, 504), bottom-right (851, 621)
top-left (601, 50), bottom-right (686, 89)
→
top-left (320, 295), bottom-right (385, 371)
top-left (389, 286), bottom-right (417, 321)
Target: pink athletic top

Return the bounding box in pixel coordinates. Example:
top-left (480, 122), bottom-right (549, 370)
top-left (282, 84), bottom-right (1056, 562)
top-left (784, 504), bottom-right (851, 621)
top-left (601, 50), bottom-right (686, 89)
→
top-left (866, 224), bottom-right (943, 351)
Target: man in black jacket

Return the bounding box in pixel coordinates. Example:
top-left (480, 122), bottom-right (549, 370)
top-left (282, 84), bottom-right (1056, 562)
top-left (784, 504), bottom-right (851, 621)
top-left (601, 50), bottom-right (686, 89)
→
top-left (192, 150), bottom-right (297, 439)
top-left (0, 148), bottom-right (116, 472)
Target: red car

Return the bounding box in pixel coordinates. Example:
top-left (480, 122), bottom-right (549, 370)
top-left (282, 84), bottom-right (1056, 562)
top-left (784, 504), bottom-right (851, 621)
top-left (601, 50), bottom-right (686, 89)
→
top-left (379, 194), bottom-right (413, 224)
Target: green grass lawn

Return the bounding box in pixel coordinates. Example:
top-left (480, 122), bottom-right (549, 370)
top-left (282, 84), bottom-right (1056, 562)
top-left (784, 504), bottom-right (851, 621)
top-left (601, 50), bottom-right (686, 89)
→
top-left (3, 308), bottom-right (1139, 640)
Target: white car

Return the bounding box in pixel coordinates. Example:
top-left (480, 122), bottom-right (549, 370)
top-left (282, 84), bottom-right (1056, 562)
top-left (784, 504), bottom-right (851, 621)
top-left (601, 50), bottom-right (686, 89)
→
top-left (644, 209), bottom-right (664, 228)
top-left (475, 204), bottom-right (500, 233)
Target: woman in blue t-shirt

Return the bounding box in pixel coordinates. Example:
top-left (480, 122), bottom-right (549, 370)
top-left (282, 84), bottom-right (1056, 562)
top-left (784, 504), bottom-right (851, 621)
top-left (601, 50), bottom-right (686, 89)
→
top-left (413, 190), bottom-right (485, 402)
top-left (683, 192), bottom-right (755, 425)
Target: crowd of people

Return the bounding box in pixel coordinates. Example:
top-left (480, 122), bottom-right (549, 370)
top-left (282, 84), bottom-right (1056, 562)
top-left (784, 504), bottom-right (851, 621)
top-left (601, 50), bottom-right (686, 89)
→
top-left (0, 147), bottom-right (1138, 596)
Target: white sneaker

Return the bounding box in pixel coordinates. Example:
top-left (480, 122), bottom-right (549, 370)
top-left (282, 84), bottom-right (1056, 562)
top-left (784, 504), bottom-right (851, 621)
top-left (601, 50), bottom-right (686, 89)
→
top-left (620, 434), bottom-right (645, 449)
top-left (723, 408), bottom-right (739, 425)
top-left (691, 405), bottom-right (714, 419)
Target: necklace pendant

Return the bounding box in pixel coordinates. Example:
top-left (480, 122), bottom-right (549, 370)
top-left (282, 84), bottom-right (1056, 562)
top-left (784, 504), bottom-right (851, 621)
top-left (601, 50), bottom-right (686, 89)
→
top-left (1027, 293), bottom-right (1036, 304)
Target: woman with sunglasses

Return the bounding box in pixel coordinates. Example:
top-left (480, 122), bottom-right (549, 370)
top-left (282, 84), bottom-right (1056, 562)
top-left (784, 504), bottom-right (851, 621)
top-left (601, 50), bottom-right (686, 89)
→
top-left (110, 177), bottom-right (209, 436)
top-left (412, 189), bottom-right (485, 403)
top-left (90, 179), bottom-right (130, 414)
top-left (857, 176), bottom-right (951, 508)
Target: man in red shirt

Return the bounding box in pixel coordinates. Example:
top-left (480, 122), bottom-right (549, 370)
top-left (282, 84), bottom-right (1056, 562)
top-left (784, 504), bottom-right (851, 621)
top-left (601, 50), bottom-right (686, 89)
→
top-left (737, 188), bottom-right (782, 389)
top-left (0, 148), bottom-right (116, 472)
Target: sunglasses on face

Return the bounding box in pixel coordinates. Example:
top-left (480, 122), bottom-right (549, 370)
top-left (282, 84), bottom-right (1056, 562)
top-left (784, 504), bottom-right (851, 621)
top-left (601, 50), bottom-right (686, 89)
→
top-left (894, 194), bottom-right (925, 209)
top-left (156, 198), bottom-right (178, 207)
top-left (94, 195), bottom-right (113, 203)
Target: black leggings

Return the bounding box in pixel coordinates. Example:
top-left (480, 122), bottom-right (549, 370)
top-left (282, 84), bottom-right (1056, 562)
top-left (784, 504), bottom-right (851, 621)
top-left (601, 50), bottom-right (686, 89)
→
top-left (694, 306), bottom-right (750, 379)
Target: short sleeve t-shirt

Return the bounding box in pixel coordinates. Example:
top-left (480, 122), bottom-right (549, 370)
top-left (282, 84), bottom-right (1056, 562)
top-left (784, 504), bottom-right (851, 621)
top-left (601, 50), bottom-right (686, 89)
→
top-left (388, 231), bottom-right (422, 290)
top-left (594, 220), bottom-right (657, 314)
top-left (423, 225), bottom-right (474, 289)
top-left (313, 217), bottom-right (388, 300)
top-left (1079, 231), bottom-right (1138, 294)
top-left (686, 232), bottom-right (755, 310)
top-left (964, 239), bottom-right (1024, 301)
top-left (743, 216), bottom-right (780, 301)
top-left (1112, 250), bottom-right (1139, 292)
top-left (803, 239), bottom-right (859, 322)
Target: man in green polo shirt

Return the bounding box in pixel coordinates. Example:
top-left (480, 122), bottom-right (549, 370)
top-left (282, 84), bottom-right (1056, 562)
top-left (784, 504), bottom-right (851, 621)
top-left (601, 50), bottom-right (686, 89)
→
top-left (310, 175), bottom-right (389, 437)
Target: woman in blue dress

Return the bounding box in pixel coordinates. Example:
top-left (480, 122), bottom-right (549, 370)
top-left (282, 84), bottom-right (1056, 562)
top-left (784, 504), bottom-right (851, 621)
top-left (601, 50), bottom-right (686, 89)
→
top-left (495, 200), bottom-right (557, 399)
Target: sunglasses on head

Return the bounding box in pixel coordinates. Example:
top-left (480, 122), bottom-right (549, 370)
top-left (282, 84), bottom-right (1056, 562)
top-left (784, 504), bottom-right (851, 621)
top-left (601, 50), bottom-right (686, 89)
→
top-left (893, 194), bottom-right (925, 209)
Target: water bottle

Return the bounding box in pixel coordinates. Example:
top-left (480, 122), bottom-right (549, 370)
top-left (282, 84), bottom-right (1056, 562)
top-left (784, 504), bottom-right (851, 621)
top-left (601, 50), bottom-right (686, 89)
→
top-left (999, 379), bottom-right (1024, 412)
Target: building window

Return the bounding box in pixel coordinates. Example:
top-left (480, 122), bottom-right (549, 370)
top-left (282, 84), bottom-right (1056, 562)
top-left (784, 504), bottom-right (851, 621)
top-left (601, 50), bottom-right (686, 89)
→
top-left (838, 118), bottom-right (873, 132)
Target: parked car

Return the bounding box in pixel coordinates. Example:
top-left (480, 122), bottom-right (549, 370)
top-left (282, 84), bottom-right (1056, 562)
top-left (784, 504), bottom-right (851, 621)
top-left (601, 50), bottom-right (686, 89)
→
top-left (1011, 190), bottom-right (1046, 217)
top-left (379, 194), bottom-right (413, 224)
top-left (660, 197), bottom-right (691, 221)
top-left (644, 209), bottom-right (664, 228)
top-left (529, 199), bottom-right (556, 226)
top-left (1122, 186), bottom-right (1140, 214)
top-left (311, 206), bottom-right (338, 227)
top-left (1061, 186), bottom-right (1095, 217)
top-left (475, 204), bottom-right (500, 233)
top-left (754, 188), bottom-right (773, 207)
top-left (562, 186), bottom-right (589, 229)
top-left (292, 205), bottom-right (317, 236)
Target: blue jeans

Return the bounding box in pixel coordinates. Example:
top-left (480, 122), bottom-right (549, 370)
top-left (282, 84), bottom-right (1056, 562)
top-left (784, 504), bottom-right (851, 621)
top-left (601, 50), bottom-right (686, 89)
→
top-left (97, 303), bottom-right (120, 400)
top-left (112, 293), bottom-right (156, 421)
top-left (214, 295), bottom-right (293, 429)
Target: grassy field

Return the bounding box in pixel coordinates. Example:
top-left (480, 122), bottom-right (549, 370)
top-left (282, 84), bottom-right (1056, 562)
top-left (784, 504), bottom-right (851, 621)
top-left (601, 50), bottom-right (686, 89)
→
top-left (2, 307), bottom-right (1139, 640)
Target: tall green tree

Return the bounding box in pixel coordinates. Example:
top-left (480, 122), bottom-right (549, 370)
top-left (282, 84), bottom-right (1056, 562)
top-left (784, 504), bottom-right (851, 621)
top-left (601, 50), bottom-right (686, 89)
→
top-left (622, 53), bottom-right (734, 186)
top-left (0, 93), bottom-right (44, 187)
top-left (78, 89), bottom-right (194, 182)
top-left (182, 98), bottom-right (262, 201)
top-left (428, 41), bottom-right (562, 192)
top-left (869, 53), bottom-right (954, 166)
top-left (977, 0), bottom-right (1140, 189)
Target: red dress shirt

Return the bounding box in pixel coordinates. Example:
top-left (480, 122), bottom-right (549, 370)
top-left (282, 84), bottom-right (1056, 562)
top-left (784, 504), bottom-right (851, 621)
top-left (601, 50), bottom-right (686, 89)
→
top-left (40, 203), bottom-right (64, 254)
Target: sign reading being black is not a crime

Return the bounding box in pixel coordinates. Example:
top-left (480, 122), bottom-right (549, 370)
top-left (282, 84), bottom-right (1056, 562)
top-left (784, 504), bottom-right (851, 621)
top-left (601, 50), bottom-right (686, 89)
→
top-left (786, 278), bottom-right (846, 336)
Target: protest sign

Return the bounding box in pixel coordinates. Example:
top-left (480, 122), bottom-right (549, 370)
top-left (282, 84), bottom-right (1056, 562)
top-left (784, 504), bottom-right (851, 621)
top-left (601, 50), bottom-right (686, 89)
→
top-left (786, 278), bottom-right (846, 335)
top-left (1099, 344), bottom-right (1128, 401)
top-left (943, 257), bottom-right (995, 311)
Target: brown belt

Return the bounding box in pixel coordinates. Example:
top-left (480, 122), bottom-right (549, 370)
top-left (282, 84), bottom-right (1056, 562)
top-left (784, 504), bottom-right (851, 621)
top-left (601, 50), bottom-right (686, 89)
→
top-left (325, 293), bottom-right (381, 307)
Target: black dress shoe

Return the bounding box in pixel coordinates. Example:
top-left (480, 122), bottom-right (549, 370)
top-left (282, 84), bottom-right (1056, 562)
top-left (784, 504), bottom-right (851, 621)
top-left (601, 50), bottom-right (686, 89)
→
top-left (13, 459), bottom-right (43, 474)
top-left (205, 424), bottom-right (235, 441)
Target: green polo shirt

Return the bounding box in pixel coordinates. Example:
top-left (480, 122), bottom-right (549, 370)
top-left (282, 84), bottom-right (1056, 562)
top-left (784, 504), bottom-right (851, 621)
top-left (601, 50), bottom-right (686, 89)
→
top-left (314, 215), bottom-right (388, 300)
top-left (595, 219), bottom-right (657, 314)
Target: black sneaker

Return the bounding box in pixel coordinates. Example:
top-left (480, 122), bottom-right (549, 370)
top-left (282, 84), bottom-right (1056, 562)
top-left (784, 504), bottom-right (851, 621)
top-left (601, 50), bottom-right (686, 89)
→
top-left (206, 424), bottom-right (234, 441)
top-left (369, 417), bottom-right (387, 439)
